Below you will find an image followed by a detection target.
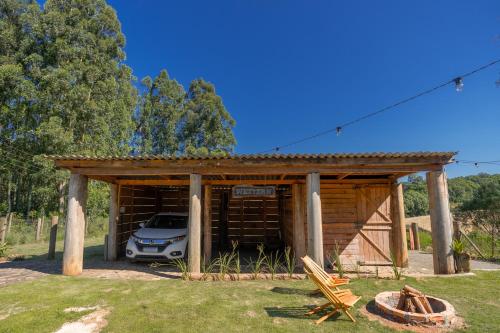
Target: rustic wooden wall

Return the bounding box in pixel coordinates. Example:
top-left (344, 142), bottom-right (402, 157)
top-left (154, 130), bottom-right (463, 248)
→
top-left (117, 183), bottom-right (393, 264)
top-left (318, 183), bottom-right (393, 266)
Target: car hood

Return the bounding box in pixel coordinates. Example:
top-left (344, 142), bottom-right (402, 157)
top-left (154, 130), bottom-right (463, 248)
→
top-left (133, 227), bottom-right (187, 239)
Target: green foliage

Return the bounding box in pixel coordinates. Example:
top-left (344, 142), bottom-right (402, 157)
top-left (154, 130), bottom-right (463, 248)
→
top-left (0, 0), bottom-right (237, 234)
top-left (170, 258), bottom-right (190, 280)
top-left (402, 173), bottom-right (500, 217)
top-left (264, 251), bottom-right (282, 280)
top-left (179, 79), bottom-right (236, 156)
top-left (0, 242), bottom-right (9, 257)
top-left (389, 251), bottom-right (403, 280)
top-left (451, 239), bottom-right (465, 255)
top-left (418, 231), bottom-right (433, 250)
top-left (136, 70), bottom-right (185, 155)
top-left (327, 241), bottom-right (344, 278)
top-left (283, 246), bottom-right (295, 278)
top-left (246, 243), bottom-right (267, 279)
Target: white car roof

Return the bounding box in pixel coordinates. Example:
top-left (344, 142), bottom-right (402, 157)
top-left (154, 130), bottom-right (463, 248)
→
top-left (155, 212), bottom-right (189, 217)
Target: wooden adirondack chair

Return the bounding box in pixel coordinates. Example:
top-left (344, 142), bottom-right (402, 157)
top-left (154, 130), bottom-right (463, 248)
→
top-left (304, 268), bottom-right (361, 324)
top-left (301, 256), bottom-right (349, 290)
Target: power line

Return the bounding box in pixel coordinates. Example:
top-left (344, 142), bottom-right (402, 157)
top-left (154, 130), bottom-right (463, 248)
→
top-left (257, 58), bottom-right (500, 153)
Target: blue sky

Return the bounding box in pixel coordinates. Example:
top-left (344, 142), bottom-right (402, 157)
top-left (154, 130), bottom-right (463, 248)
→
top-left (108, 1), bottom-right (500, 177)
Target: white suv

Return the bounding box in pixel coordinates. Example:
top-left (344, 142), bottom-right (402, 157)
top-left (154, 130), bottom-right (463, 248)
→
top-left (126, 212), bottom-right (188, 261)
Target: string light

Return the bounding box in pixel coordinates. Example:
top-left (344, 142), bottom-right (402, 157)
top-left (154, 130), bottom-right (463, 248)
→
top-left (454, 77), bottom-right (464, 92)
top-left (256, 58), bottom-right (500, 154)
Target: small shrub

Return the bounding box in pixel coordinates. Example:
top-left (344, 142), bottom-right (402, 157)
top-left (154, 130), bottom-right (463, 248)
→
top-left (328, 241), bottom-right (344, 278)
top-left (451, 239), bottom-right (465, 255)
top-left (283, 246), bottom-right (295, 278)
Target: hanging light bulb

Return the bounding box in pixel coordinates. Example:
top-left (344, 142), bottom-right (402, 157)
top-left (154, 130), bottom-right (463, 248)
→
top-left (336, 126), bottom-right (342, 136)
top-left (454, 77), bottom-right (464, 92)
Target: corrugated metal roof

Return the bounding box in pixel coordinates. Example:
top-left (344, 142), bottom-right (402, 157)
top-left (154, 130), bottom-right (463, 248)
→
top-left (46, 151), bottom-right (456, 161)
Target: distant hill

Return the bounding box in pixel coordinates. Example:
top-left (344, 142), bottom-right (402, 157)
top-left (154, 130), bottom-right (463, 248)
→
top-left (402, 173), bottom-right (500, 217)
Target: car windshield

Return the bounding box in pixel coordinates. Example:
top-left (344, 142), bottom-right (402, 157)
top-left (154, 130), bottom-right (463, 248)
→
top-left (144, 215), bottom-right (188, 229)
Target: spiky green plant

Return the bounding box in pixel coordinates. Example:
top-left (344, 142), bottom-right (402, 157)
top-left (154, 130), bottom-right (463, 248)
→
top-left (171, 258), bottom-right (190, 280)
top-left (201, 256), bottom-right (217, 281)
top-left (328, 241), bottom-right (344, 278)
top-left (246, 243), bottom-right (267, 279)
top-left (283, 246), bottom-right (295, 278)
top-left (231, 241), bottom-right (241, 280)
top-left (390, 251), bottom-right (403, 280)
top-left (264, 251), bottom-right (282, 280)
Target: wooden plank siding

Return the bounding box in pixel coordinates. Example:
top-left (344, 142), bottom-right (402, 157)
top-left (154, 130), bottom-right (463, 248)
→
top-left (116, 183), bottom-right (394, 265)
top-left (319, 183), bottom-right (393, 266)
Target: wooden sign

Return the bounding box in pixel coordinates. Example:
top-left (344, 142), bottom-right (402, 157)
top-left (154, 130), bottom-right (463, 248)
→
top-left (232, 185), bottom-right (276, 198)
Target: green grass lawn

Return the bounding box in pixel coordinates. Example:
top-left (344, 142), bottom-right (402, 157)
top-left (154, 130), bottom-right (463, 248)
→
top-left (0, 270), bottom-right (499, 332)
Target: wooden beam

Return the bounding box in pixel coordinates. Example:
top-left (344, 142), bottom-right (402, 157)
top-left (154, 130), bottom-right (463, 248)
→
top-left (107, 183), bottom-right (119, 261)
top-left (113, 178), bottom-right (391, 186)
top-left (391, 182), bottom-right (408, 267)
top-left (426, 170), bottom-right (454, 274)
top-left (292, 184), bottom-right (306, 266)
top-left (337, 173), bottom-right (351, 180)
top-left (280, 174), bottom-right (286, 180)
top-left (203, 185), bottom-right (212, 263)
top-left (188, 174), bottom-right (202, 273)
top-left (62, 164), bottom-right (445, 177)
top-left (63, 173), bottom-right (88, 276)
top-left (307, 172), bottom-right (324, 268)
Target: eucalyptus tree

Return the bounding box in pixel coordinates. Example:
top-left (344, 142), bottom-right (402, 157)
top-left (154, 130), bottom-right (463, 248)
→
top-left (179, 79), bottom-right (236, 156)
top-left (136, 70), bottom-right (185, 155)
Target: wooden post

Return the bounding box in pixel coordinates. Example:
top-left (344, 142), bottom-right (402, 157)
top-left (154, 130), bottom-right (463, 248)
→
top-left (0, 217), bottom-right (6, 243)
top-left (306, 172), bottom-right (324, 268)
top-left (188, 174), bottom-right (202, 273)
top-left (426, 170), bottom-right (454, 274)
top-left (47, 215), bottom-right (58, 259)
top-left (107, 183), bottom-right (119, 261)
top-left (453, 218), bottom-right (462, 241)
top-left (292, 184), bottom-right (306, 266)
top-left (35, 217), bottom-right (42, 241)
top-left (63, 173), bottom-right (88, 276)
top-left (6, 213), bottom-right (13, 235)
top-left (391, 182), bottom-right (408, 267)
top-left (408, 226), bottom-right (415, 250)
top-left (203, 185), bottom-right (212, 264)
top-left (411, 222), bottom-right (420, 250)
top-left (104, 234), bottom-right (109, 261)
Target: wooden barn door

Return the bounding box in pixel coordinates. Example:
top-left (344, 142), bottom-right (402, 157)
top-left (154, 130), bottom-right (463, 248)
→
top-left (356, 185), bottom-right (393, 265)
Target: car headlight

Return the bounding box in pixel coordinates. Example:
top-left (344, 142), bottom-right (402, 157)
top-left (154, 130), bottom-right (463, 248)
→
top-left (169, 235), bottom-right (186, 243)
top-left (130, 235), bottom-right (140, 243)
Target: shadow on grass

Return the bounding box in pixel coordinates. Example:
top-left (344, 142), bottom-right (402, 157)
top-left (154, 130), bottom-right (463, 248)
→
top-left (264, 305), bottom-right (342, 322)
top-left (270, 286), bottom-right (324, 298)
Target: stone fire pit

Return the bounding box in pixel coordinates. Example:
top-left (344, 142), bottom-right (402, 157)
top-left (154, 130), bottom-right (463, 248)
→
top-left (375, 291), bottom-right (457, 326)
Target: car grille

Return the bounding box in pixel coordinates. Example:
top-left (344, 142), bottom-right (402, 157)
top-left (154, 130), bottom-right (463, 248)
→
top-left (136, 243), bottom-right (168, 252)
top-left (135, 255), bottom-right (168, 260)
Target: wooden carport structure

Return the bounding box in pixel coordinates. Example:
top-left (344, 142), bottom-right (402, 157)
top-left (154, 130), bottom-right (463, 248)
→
top-left (49, 152), bottom-right (456, 276)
